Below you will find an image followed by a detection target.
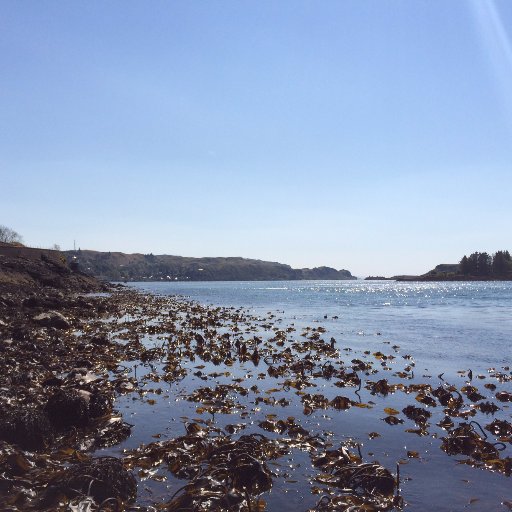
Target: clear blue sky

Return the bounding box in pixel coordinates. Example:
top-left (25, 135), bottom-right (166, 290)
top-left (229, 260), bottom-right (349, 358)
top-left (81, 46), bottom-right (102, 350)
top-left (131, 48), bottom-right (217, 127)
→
top-left (1, 1), bottom-right (511, 277)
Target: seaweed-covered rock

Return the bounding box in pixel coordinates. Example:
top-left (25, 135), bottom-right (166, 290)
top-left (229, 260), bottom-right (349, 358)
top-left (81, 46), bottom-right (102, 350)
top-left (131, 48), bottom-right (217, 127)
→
top-left (62, 457), bottom-right (137, 503)
top-left (33, 311), bottom-right (70, 329)
top-left (11, 322), bottom-right (30, 341)
top-left (89, 391), bottom-right (113, 418)
top-left (45, 389), bottom-right (90, 429)
top-left (0, 407), bottom-right (53, 451)
top-left (23, 294), bottom-right (65, 309)
top-left (91, 333), bottom-right (110, 345)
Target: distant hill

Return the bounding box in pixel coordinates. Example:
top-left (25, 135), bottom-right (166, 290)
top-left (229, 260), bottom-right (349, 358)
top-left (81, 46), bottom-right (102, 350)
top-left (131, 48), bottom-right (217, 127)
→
top-left (65, 250), bottom-right (356, 282)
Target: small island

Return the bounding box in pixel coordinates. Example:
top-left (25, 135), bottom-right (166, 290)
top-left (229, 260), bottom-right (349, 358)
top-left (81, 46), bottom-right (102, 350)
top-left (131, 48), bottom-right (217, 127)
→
top-left (394, 250), bottom-right (512, 281)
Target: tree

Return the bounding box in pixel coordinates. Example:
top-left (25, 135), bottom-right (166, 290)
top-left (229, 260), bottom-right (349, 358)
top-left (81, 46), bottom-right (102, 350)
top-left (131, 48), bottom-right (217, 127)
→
top-left (492, 250), bottom-right (511, 276)
top-left (467, 252), bottom-right (479, 275)
top-left (459, 255), bottom-right (470, 275)
top-left (0, 225), bottom-right (23, 244)
top-left (477, 252), bottom-right (492, 276)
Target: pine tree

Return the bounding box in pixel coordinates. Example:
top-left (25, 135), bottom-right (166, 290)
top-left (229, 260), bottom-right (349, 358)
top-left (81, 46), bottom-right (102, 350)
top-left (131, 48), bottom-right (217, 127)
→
top-left (493, 250), bottom-right (511, 276)
top-left (459, 255), bottom-right (470, 275)
top-left (477, 252), bottom-right (492, 276)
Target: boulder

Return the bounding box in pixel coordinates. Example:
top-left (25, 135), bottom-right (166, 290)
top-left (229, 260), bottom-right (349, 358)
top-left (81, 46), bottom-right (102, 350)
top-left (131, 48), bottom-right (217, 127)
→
top-left (62, 457), bottom-right (137, 503)
top-left (0, 407), bottom-right (54, 451)
top-left (33, 311), bottom-right (71, 329)
top-left (45, 389), bottom-right (89, 429)
top-left (89, 391), bottom-right (113, 418)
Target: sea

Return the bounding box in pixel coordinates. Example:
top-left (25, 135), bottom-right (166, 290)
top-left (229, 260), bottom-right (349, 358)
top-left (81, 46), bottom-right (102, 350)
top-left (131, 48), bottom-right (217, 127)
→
top-left (104, 280), bottom-right (512, 511)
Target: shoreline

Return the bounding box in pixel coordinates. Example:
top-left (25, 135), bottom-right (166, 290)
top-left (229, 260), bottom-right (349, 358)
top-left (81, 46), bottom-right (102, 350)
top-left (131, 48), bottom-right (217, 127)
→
top-left (393, 275), bottom-right (512, 282)
top-left (0, 280), bottom-right (140, 508)
top-left (1, 256), bottom-right (512, 510)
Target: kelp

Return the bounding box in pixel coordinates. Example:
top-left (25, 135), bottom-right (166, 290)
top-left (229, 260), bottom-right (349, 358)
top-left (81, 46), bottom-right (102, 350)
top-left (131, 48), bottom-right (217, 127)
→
top-left (43, 457), bottom-right (137, 508)
top-left (1, 285), bottom-right (511, 511)
top-left (310, 445), bottom-right (400, 511)
top-left (441, 422), bottom-right (511, 475)
top-left (124, 431), bottom-right (278, 511)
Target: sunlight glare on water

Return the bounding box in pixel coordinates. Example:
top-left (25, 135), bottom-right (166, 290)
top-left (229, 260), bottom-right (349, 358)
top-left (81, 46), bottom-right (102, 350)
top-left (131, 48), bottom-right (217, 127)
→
top-left (132, 280), bottom-right (512, 375)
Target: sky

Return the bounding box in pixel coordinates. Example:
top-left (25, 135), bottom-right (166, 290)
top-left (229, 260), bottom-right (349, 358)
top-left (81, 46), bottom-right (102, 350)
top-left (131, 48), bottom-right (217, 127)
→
top-left (1, 1), bottom-right (512, 277)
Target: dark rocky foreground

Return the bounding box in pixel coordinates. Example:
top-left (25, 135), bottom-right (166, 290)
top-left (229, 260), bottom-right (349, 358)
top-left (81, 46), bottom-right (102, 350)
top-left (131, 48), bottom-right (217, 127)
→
top-left (0, 251), bottom-right (140, 510)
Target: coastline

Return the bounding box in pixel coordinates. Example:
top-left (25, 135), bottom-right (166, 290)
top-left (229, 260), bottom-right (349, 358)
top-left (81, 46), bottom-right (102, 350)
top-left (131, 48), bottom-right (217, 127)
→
top-left (1, 254), bottom-right (512, 510)
top-left (0, 251), bottom-right (146, 507)
top-left (393, 275), bottom-right (512, 282)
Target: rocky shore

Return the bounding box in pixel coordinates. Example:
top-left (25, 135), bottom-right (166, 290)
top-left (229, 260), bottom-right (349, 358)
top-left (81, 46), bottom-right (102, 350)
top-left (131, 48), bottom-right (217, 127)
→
top-left (0, 251), bottom-right (141, 509)
top-left (2, 250), bottom-right (512, 511)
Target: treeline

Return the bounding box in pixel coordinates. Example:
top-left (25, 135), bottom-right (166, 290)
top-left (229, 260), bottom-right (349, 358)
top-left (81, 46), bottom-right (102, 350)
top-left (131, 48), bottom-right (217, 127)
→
top-left (459, 250), bottom-right (511, 277)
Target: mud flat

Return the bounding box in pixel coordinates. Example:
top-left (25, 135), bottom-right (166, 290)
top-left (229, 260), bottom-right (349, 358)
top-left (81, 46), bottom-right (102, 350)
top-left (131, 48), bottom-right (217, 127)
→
top-left (1, 254), bottom-right (511, 511)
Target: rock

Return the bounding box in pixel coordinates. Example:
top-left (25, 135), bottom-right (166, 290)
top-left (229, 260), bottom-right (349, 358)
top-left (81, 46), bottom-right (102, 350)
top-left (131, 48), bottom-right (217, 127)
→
top-left (23, 296), bottom-right (45, 308)
top-left (0, 407), bottom-right (54, 451)
top-left (74, 296), bottom-right (95, 309)
top-left (11, 323), bottom-right (29, 340)
top-left (44, 387), bottom-right (113, 430)
top-left (45, 389), bottom-right (90, 429)
top-left (33, 311), bottom-right (71, 329)
top-left (89, 391), bottom-right (113, 418)
top-left (91, 333), bottom-right (110, 345)
top-left (42, 375), bottom-right (64, 387)
top-left (73, 359), bottom-right (94, 369)
top-left (62, 457), bottom-right (137, 503)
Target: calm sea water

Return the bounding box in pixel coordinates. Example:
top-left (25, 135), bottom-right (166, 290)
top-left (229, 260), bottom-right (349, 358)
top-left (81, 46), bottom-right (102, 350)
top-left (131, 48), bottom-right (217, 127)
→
top-left (106, 280), bottom-right (512, 511)
top-left (132, 280), bottom-right (512, 378)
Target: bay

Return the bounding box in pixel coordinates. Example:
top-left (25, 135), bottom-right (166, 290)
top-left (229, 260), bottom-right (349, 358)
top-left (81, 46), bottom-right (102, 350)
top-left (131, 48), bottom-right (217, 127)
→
top-left (102, 280), bottom-right (512, 511)
top-left (133, 280), bottom-right (512, 377)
